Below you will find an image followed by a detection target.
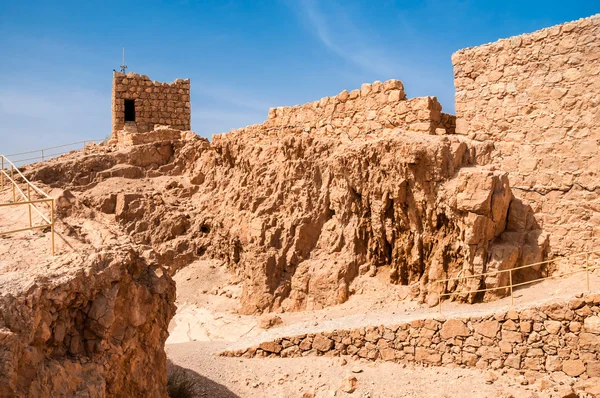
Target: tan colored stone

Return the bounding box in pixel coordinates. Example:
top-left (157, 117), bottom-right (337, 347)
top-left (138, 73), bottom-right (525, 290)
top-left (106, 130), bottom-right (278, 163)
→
top-left (579, 333), bottom-right (600, 350)
top-left (259, 341), bottom-right (282, 354)
top-left (544, 320), bottom-right (562, 334)
top-left (379, 348), bottom-right (396, 361)
top-left (583, 316), bottom-right (600, 334)
top-left (258, 314), bottom-right (283, 329)
top-left (504, 354), bottom-right (521, 369)
top-left (440, 319), bottom-right (470, 339)
top-left (501, 330), bottom-right (523, 343)
top-left (474, 320), bottom-right (499, 338)
top-left (562, 359), bottom-right (586, 376)
top-left (339, 375), bottom-right (358, 393)
top-left (312, 335), bottom-right (334, 352)
top-left (415, 348), bottom-right (442, 365)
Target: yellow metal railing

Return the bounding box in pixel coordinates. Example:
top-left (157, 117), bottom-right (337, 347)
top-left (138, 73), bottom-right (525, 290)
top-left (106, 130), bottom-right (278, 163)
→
top-left (7, 139), bottom-right (104, 166)
top-left (0, 155), bottom-right (55, 255)
top-left (436, 250), bottom-right (600, 313)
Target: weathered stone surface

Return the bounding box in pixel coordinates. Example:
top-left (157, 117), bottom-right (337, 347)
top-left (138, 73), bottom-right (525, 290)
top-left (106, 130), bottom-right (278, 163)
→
top-left (579, 333), bottom-right (600, 350)
top-left (586, 361), bottom-right (600, 377)
top-left (563, 359), bottom-right (586, 377)
top-left (312, 335), bottom-right (334, 352)
top-left (0, 247), bottom-right (176, 397)
top-left (340, 375), bottom-right (358, 393)
top-left (544, 320), bottom-right (562, 334)
top-left (112, 71), bottom-right (191, 135)
top-left (453, 13), bottom-right (600, 255)
top-left (415, 348), bottom-right (442, 365)
top-left (475, 320), bottom-right (500, 338)
top-left (30, 97), bottom-right (547, 315)
top-left (258, 314), bottom-right (283, 330)
top-left (440, 319), bottom-right (470, 339)
top-left (259, 341), bottom-right (282, 353)
top-left (583, 316), bottom-right (600, 334)
top-left (224, 292), bottom-right (600, 382)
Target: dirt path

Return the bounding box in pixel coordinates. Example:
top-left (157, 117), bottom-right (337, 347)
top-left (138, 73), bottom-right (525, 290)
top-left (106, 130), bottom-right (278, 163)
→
top-left (166, 341), bottom-right (543, 398)
top-left (168, 256), bottom-right (600, 352)
top-left (166, 257), bottom-right (599, 398)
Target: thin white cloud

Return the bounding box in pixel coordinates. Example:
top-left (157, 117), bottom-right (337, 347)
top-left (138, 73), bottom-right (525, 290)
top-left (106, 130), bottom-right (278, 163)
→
top-left (290, 0), bottom-right (396, 77)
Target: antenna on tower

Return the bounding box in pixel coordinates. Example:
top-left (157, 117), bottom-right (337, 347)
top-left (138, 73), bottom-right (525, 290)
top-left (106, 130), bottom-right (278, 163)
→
top-left (120, 48), bottom-right (128, 73)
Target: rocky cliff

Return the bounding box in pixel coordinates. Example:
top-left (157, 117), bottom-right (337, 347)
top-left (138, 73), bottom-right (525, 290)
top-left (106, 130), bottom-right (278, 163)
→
top-left (0, 246), bottom-right (175, 397)
top-left (25, 81), bottom-right (548, 316)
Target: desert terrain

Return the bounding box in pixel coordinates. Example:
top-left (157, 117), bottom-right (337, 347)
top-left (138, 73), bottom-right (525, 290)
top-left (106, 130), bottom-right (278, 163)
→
top-left (1, 13), bottom-right (600, 398)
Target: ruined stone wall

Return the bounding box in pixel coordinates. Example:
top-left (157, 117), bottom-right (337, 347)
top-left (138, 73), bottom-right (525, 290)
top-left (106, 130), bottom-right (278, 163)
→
top-left (112, 71), bottom-right (191, 135)
top-left (225, 293), bottom-right (600, 381)
top-left (226, 79), bottom-right (453, 140)
top-left (453, 14), bottom-right (600, 255)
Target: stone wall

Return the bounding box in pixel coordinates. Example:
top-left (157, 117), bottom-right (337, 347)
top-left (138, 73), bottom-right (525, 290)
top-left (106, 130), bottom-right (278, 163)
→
top-left (453, 14), bottom-right (600, 255)
top-left (225, 79), bottom-right (454, 141)
top-left (116, 125), bottom-right (196, 147)
top-left (224, 293), bottom-right (600, 381)
top-left (111, 71), bottom-right (191, 135)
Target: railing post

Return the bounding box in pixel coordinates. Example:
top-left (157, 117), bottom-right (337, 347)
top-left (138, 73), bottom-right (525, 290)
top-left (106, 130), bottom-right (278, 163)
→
top-left (586, 252), bottom-right (590, 292)
top-left (27, 185), bottom-right (32, 228)
top-left (50, 199), bottom-right (55, 256)
top-left (1, 156), bottom-right (4, 191)
top-left (509, 269), bottom-right (514, 306)
top-left (11, 166), bottom-right (15, 202)
top-left (438, 280), bottom-right (442, 314)
top-left (41, 149), bottom-right (44, 162)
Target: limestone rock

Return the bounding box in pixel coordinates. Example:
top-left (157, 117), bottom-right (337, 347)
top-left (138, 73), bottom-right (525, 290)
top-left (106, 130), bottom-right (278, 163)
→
top-left (312, 335), bottom-right (334, 352)
top-left (258, 314), bottom-right (283, 330)
top-left (583, 316), bottom-right (600, 334)
top-left (0, 247), bottom-right (176, 397)
top-left (340, 375), bottom-right (358, 393)
top-left (562, 359), bottom-right (586, 377)
top-left (440, 319), bottom-right (470, 339)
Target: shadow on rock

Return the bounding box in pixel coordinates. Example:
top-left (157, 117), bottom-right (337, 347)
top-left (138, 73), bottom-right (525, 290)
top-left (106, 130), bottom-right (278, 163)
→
top-left (167, 360), bottom-right (240, 398)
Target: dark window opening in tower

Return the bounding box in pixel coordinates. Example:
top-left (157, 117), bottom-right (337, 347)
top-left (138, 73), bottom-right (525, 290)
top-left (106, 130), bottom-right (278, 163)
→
top-left (124, 99), bottom-right (136, 122)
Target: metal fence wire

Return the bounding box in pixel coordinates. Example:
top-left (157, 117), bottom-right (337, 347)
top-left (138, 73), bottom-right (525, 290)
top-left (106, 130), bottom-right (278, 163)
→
top-left (436, 250), bottom-right (600, 313)
top-left (0, 155), bottom-right (55, 255)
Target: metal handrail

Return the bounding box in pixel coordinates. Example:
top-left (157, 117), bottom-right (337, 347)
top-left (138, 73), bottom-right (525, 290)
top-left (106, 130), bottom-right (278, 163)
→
top-left (0, 155), bottom-right (55, 255)
top-left (436, 249), bottom-right (600, 313)
top-left (6, 139), bottom-right (104, 165)
top-left (1, 155), bottom-right (51, 199)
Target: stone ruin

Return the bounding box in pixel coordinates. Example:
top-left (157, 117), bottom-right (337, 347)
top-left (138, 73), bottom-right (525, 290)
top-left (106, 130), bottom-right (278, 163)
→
top-left (453, 14), bottom-right (600, 256)
top-left (1, 13), bottom-right (599, 398)
top-left (111, 71), bottom-right (191, 144)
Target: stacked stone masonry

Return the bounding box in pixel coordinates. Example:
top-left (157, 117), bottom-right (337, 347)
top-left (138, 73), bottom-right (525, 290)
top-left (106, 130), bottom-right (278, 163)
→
top-left (453, 14), bottom-right (600, 255)
top-left (116, 125), bottom-right (196, 147)
top-left (111, 71), bottom-right (191, 135)
top-left (224, 293), bottom-right (600, 380)
top-left (227, 79), bottom-right (455, 140)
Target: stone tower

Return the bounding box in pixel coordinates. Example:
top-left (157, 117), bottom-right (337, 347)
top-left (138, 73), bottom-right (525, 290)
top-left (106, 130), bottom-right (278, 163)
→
top-left (111, 71), bottom-right (191, 136)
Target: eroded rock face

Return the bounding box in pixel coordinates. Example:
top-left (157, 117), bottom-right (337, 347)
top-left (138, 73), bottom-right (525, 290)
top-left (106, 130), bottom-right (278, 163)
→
top-left (192, 131), bottom-right (547, 311)
top-left (26, 124), bottom-right (546, 315)
top-left (0, 246), bottom-right (176, 397)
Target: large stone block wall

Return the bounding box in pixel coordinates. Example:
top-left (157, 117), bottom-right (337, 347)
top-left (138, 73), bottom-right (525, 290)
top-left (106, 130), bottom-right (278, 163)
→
top-left (224, 293), bottom-right (600, 380)
top-left (225, 79), bottom-right (455, 140)
top-left (452, 14), bottom-right (600, 254)
top-left (111, 71), bottom-right (191, 135)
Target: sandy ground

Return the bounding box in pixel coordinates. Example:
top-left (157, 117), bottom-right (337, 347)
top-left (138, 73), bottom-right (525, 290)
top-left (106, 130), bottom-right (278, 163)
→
top-left (166, 341), bottom-right (545, 398)
top-left (166, 256), bottom-right (600, 398)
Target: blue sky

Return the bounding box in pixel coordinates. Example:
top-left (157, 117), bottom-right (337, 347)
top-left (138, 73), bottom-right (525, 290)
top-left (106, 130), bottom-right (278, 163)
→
top-left (0, 0), bottom-right (597, 154)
